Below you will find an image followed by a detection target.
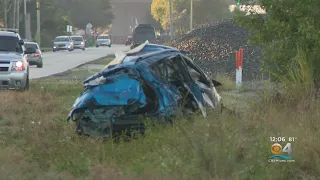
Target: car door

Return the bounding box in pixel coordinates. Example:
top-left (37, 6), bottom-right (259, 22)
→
top-left (148, 54), bottom-right (208, 116)
top-left (140, 58), bottom-right (182, 117)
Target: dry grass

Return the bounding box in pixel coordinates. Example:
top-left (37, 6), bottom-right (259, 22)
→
top-left (0, 71), bottom-right (319, 179)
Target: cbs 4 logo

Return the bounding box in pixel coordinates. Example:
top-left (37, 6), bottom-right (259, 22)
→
top-left (270, 143), bottom-right (293, 159)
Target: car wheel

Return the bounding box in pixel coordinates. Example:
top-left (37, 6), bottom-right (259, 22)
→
top-left (75, 121), bottom-right (84, 136)
top-left (37, 63), bottom-right (43, 68)
top-left (82, 48), bottom-right (85, 51)
top-left (53, 49), bottom-right (56, 52)
top-left (96, 45), bottom-right (99, 48)
top-left (109, 45), bottom-right (111, 47)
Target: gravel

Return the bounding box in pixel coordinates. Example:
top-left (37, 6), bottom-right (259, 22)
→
top-left (166, 18), bottom-right (267, 81)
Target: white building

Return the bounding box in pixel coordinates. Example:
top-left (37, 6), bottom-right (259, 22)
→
top-left (229, 5), bottom-right (266, 15)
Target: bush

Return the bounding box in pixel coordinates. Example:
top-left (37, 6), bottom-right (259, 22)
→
top-left (233, 0), bottom-right (320, 88)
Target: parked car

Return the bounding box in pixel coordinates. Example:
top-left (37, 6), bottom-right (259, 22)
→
top-left (52, 36), bottom-right (74, 52)
top-left (125, 36), bottom-right (132, 46)
top-left (0, 28), bottom-right (36, 91)
top-left (24, 42), bottom-right (43, 68)
top-left (131, 24), bottom-right (157, 49)
top-left (67, 41), bottom-right (223, 137)
top-left (70, 35), bottom-right (86, 50)
top-left (96, 34), bottom-right (111, 47)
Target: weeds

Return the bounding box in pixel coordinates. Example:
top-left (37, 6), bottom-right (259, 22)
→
top-left (0, 63), bottom-right (319, 179)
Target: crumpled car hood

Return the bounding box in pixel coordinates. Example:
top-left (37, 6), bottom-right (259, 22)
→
top-left (67, 74), bottom-right (147, 121)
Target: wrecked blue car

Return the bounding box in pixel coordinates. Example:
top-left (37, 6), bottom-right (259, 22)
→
top-left (67, 41), bottom-right (223, 137)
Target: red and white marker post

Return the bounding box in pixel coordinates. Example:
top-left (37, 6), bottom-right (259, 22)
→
top-left (236, 48), bottom-right (244, 88)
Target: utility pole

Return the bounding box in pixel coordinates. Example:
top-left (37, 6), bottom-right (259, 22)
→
top-left (190, 0), bottom-right (193, 31)
top-left (17, 0), bottom-right (20, 31)
top-left (169, 0), bottom-right (173, 40)
top-left (13, 0), bottom-right (16, 28)
top-left (24, 0), bottom-right (27, 38)
top-left (4, 0), bottom-right (7, 28)
top-left (36, 0), bottom-right (40, 46)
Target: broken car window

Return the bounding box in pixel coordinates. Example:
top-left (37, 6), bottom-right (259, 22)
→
top-left (150, 56), bottom-right (187, 83)
top-left (181, 55), bottom-right (211, 86)
top-left (166, 57), bottom-right (186, 82)
top-left (151, 61), bottom-right (166, 80)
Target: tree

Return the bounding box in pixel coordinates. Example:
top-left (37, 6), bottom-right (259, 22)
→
top-left (145, 7), bottom-right (163, 33)
top-left (151, 0), bottom-right (231, 32)
top-left (233, 0), bottom-right (320, 86)
top-left (0, 0), bottom-right (13, 28)
top-left (57, 0), bottom-right (114, 29)
top-left (27, 0), bottom-right (72, 46)
top-left (151, 0), bottom-right (169, 31)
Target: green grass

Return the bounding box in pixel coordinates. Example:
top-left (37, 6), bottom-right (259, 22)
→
top-left (44, 67), bottom-right (101, 82)
top-left (0, 65), bottom-right (319, 179)
top-left (41, 47), bottom-right (52, 52)
top-left (88, 54), bottom-right (115, 65)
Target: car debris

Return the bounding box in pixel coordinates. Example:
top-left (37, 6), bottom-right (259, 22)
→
top-left (67, 41), bottom-right (223, 137)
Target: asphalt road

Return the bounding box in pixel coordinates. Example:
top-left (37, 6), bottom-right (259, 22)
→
top-left (29, 45), bottom-right (129, 79)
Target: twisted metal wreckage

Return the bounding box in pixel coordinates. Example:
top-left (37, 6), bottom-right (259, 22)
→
top-left (67, 41), bottom-right (223, 137)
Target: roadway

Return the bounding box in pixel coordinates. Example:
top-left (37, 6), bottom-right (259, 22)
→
top-left (29, 45), bottom-right (129, 79)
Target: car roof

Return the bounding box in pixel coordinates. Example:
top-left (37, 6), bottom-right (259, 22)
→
top-left (104, 41), bottom-right (180, 68)
top-left (137, 24), bottom-right (153, 27)
top-left (84, 42), bottom-right (182, 84)
top-left (24, 42), bottom-right (38, 45)
top-left (0, 31), bottom-right (18, 37)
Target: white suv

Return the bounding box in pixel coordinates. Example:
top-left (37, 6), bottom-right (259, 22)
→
top-left (96, 34), bottom-right (111, 48)
top-left (0, 28), bottom-right (36, 91)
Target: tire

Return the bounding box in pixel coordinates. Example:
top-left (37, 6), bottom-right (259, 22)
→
top-left (75, 120), bottom-right (84, 136)
top-left (53, 49), bottom-right (56, 52)
top-left (96, 45), bottom-right (99, 48)
top-left (82, 48), bottom-right (85, 51)
top-left (37, 63), bottom-right (43, 68)
top-left (109, 45), bottom-right (111, 47)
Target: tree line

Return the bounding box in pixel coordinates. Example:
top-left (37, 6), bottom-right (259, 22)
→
top-left (0, 0), bottom-right (113, 47)
top-left (151, 0), bottom-right (232, 36)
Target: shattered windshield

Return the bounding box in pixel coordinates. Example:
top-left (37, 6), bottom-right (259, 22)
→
top-left (24, 43), bottom-right (39, 50)
top-left (0, 35), bottom-right (23, 53)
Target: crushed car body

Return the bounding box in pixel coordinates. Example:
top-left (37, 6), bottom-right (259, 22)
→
top-left (67, 41), bottom-right (223, 137)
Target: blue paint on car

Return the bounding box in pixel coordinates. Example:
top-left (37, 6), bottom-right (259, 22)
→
top-left (67, 41), bottom-right (222, 137)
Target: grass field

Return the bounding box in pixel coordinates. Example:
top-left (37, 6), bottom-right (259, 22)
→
top-left (0, 56), bottom-right (319, 179)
